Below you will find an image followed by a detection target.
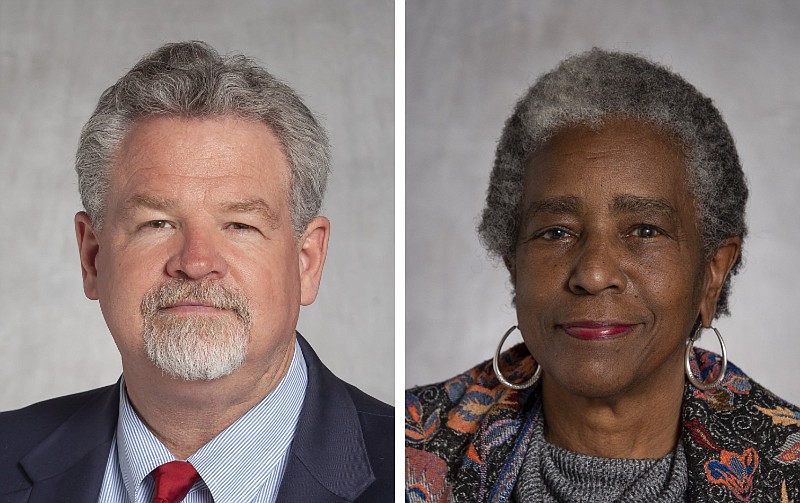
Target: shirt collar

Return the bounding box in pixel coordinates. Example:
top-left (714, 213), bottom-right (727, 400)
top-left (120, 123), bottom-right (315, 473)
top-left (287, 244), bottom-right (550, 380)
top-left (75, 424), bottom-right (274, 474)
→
top-left (116, 338), bottom-right (308, 502)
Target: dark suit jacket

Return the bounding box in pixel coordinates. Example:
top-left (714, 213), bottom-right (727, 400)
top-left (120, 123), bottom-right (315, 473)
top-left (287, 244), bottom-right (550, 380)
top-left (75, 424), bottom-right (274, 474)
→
top-left (0, 335), bottom-right (393, 502)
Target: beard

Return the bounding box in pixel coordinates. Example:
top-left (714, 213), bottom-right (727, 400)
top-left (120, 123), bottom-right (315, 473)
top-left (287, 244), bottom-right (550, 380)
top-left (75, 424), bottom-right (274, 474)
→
top-left (141, 280), bottom-right (253, 381)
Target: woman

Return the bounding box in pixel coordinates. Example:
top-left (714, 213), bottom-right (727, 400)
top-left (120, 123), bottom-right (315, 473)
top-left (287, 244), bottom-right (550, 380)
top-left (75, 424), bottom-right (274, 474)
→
top-left (406, 49), bottom-right (800, 502)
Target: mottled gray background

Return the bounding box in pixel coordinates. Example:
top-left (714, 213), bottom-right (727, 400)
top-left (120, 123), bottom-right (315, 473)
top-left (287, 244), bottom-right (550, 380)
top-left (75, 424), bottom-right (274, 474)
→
top-left (406, 0), bottom-right (800, 405)
top-left (0, 0), bottom-right (393, 409)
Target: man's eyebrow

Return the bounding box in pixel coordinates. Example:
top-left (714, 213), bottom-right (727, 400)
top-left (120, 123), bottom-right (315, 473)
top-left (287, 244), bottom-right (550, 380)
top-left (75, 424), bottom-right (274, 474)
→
top-left (120, 195), bottom-right (281, 229)
top-left (121, 194), bottom-right (176, 217)
top-left (611, 195), bottom-right (678, 222)
top-left (522, 196), bottom-right (582, 222)
top-left (220, 198), bottom-right (281, 229)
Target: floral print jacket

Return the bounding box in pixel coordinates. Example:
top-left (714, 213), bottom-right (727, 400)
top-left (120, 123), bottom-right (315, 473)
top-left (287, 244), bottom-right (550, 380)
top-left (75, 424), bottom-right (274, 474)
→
top-left (406, 344), bottom-right (800, 502)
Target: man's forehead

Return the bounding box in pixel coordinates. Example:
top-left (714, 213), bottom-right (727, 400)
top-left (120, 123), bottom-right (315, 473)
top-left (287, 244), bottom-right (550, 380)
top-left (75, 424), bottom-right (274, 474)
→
top-left (104, 116), bottom-right (292, 218)
top-left (116, 115), bottom-right (288, 172)
top-left (111, 116), bottom-right (290, 185)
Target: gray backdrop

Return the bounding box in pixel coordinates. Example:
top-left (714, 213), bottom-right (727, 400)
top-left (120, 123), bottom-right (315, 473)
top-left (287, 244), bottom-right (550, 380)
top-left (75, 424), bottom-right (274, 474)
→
top-left (0, 0), bottom-right (393, 409)
top-left (406, 0), bottom-right (800, 405)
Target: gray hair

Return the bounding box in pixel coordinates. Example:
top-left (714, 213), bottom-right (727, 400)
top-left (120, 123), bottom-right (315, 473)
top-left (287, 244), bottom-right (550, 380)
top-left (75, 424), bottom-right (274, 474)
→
top-left (478, 48), bottom-right (747, 317)
top-left (76, 40), bottom-right (330, 236)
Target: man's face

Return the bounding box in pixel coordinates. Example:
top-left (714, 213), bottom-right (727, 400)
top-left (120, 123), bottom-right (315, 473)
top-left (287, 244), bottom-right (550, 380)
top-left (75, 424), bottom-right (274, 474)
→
top-left (76, 116), bottom-right (328, 382)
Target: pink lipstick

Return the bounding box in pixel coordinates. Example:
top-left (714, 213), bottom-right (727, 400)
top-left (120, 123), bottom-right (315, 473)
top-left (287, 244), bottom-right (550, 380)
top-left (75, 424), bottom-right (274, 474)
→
top-left (561, 321), bottom-right (635, 340)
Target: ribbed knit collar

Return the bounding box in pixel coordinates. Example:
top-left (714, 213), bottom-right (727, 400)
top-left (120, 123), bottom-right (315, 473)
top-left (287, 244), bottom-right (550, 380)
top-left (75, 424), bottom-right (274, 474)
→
top-left (513, 415), bottom-right (687, 502)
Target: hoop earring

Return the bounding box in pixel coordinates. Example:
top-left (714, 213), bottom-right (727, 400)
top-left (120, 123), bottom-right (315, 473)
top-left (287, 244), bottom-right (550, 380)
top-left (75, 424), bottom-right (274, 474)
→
top-left (684, 326), bottom-right (728, 391)
top-left (493, 326), bottom-right (542, 390)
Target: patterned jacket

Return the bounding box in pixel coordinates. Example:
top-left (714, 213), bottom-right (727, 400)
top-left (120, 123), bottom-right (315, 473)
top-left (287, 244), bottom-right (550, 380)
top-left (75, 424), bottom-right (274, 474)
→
top-left (406, 344), bottom-right (800, 502)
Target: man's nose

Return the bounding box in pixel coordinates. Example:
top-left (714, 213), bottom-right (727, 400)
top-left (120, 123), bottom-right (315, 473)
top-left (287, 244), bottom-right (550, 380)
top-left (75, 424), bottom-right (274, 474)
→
top-left (567, 233), bottom-right (627, 295)
top-left (165, 226), bottom-right (228, 280)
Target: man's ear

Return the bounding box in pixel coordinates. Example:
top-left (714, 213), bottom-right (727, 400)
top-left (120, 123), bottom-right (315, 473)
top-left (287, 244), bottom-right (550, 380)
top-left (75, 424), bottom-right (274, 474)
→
top-left (298, 216), bottom-right (330, 306)
top-left (75, 212), bottom-right (100, 300)
top-left (698, 237), bottom-right (742, 327)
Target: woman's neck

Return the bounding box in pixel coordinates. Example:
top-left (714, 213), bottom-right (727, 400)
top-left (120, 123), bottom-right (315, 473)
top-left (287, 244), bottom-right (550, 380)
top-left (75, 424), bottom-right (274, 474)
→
top-left (540, 365), bottom-right (685, 459)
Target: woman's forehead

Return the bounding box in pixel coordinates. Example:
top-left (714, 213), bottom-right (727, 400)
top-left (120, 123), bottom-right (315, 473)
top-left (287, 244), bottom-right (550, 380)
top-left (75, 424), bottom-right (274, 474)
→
top-left (519, 118), bottom-right (699, 227)
top-left (524, 119), bottom-right (688, 191)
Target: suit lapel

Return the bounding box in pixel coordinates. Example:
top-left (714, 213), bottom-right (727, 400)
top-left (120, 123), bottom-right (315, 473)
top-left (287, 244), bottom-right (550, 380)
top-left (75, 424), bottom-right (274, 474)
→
top-left (20, 383), bottom-right (119, 503)
top-left (15, 340), bottom-right (375, 502)
top-left (276, 335), bottom-right (375, 502)
top-left (277, 455), bottom-right (351, 503)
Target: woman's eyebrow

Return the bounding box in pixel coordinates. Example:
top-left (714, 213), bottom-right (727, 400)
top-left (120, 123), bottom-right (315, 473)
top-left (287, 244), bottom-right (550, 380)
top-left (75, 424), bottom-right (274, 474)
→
top-left (611, 195), bottom-right (678, 223)
top-left (521, 194), bottom-right (679, 222)
top-left (522, 196), bottom-right (582, 221)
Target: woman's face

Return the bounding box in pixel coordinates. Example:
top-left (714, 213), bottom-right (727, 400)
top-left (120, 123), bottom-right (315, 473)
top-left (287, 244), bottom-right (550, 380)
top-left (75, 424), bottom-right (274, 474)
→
top-left (511, 118), bottom-right (733, 399)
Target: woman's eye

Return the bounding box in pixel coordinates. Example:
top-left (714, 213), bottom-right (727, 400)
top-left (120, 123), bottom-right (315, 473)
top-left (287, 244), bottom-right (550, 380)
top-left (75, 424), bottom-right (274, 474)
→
top-left (630, 225), bottom-right (661, 238)
top-left (537, 228), bottom-right (571, 240)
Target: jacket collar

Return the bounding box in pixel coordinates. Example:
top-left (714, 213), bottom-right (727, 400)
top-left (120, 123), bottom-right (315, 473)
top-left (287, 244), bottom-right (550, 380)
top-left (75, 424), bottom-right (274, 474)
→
top-left (277, 333), bottom-right (375, 502)
top-left (19, 382), bottom-right (119, 501)
top-left (17, 334), bottom-right (374, 502)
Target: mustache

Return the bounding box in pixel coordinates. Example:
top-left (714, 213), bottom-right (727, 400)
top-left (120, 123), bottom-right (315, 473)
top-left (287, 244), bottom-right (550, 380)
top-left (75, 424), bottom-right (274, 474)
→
top-left (141, 280), bottom-right (252, 325)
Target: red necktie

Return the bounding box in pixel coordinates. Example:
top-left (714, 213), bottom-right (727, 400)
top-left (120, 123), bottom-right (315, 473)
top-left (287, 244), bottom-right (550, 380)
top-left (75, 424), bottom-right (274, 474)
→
top-left (151, 461), bottom-right (201, 503)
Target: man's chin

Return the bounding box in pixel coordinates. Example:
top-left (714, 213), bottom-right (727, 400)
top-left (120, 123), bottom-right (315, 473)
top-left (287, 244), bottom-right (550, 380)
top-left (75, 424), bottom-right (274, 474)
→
top-left (151, 357), bottom-right (245, 382)
top-left (142, 315), bottom-right (250, 382)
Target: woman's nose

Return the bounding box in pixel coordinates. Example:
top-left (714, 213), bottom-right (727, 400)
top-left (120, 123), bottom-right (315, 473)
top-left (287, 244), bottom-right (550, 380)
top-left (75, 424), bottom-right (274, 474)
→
top-left (567, 235), bottom-right (627, 295)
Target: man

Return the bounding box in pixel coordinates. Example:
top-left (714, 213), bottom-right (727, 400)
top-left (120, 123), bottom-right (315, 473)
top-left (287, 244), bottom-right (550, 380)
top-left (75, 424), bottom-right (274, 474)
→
top-left (0, 41), bottom-right (392, 502)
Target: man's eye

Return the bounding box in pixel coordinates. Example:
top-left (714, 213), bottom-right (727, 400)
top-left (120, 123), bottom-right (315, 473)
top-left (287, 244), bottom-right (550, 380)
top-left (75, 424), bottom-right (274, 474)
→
top-left (227, 222), bottom-right (255, 231)
top-left (630, 225), bottom-right (662, 238)
top-left (145, 220), bottom-right (175, 229)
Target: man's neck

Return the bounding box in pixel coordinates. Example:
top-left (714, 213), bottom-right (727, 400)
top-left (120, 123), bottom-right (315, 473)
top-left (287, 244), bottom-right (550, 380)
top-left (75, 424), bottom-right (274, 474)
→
top-left (123, 339), bottom-right (295, 460)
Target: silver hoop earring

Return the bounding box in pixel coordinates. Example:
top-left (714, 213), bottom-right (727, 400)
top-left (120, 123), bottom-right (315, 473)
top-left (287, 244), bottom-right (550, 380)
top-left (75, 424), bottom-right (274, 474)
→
top-left (493, 326), bottom-right (542, 390)
top-left (684, 326), bottom-right (727, 391)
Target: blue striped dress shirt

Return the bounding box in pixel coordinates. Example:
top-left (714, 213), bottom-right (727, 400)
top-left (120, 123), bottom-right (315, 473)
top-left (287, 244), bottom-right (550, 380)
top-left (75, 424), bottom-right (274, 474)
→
top-left (97, 339), bottom-right (307, 503)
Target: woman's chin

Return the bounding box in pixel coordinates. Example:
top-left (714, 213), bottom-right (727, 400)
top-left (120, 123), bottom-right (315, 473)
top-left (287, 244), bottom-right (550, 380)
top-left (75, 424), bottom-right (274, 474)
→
top-left (540, 360), bottom-right (668, 402)
top-left (543, 371), bottom-right (636, 401)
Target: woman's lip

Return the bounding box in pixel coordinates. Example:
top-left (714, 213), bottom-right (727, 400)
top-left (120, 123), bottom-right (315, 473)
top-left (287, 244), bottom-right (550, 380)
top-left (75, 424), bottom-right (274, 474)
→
top-left (560, 322), bottom-right (636, 340)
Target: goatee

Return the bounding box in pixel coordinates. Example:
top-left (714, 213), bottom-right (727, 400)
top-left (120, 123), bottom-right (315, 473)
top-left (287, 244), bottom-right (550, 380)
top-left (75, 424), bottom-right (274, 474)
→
top-left (141, 280), bottom-right (252, 381)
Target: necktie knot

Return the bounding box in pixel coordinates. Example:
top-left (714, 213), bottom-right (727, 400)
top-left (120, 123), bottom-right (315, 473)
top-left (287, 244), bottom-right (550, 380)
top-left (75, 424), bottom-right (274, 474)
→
top-left (151, 461), bottom-right (200, 503)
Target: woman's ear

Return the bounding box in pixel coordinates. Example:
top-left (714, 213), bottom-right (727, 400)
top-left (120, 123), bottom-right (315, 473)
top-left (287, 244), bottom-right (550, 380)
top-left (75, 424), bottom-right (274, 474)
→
top-left (504, 255), bottom-right (516, 284)
top-left (698, 237), bottom-right (742, 327)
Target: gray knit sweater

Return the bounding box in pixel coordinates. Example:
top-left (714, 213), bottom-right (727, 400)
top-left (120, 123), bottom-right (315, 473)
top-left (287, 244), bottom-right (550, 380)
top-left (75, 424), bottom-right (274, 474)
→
top-left (512, 418), bottom-right (687, 502)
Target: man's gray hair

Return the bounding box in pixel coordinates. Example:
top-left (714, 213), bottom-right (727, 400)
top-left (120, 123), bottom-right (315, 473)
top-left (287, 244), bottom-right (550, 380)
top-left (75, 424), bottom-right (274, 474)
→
top-left (478, 48), bottom-right (748, 317)
top-left (76, 40), bottom-right (330, 236)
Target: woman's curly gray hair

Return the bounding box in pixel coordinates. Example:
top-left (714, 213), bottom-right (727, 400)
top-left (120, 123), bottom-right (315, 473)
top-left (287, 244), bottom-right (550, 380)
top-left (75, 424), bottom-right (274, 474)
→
top-left (478, 48), bottom-right (747, 317)
top-left (76, 40), bottom-right (330, 237)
